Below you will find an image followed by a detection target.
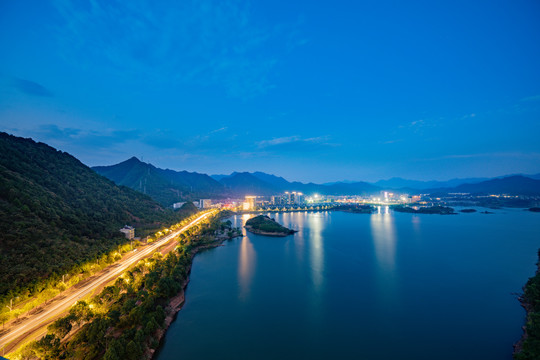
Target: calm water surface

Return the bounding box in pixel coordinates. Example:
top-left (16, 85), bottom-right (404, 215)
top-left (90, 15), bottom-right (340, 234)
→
top-left (156, 208), bottom-right (540, 360)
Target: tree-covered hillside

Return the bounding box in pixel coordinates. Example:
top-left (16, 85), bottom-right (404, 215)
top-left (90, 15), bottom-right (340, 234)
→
top-left (93, 157), bottom-right (224, 206)
top-left (0, 132), bottom-right (196, 297)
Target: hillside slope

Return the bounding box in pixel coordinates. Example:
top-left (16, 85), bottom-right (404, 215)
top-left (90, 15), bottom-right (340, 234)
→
top-left (93, 157), bottom-right (224, 205)
top-left (219, 172), bottom-right (278, 195)
top-left (0, 133), bottom-right (196, 296)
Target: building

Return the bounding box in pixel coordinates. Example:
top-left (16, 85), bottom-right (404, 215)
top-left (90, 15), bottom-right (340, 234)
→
top-left (172, 202), bottom-right (186, 209)
top-left (272, 194), bottom-right (285, 205)
top-left (243, 196), bottom-right (256, 210)
top-left (200, 199), bottom-right (212, 208)
top-left (120, 225), bottom-right (135, 239)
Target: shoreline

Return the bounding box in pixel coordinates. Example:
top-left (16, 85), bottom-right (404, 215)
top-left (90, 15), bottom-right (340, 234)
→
top-left (513, 256), bottom-right (540, 357)
top-left (150, 233), bottom-right (242, 359)
top-left (513, 295), bottom-right (531, 356)
top-left (244, 226), bottom-right (296, 237)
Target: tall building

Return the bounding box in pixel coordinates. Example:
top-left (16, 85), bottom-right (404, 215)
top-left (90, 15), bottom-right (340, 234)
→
top-left (244, 196), bottom-right (256, 210)
top-left (200, 199), bottom-right (212, 208)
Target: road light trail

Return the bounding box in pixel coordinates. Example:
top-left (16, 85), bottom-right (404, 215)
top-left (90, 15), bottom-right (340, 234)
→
top-left (0, 210), bottom-right (216, 352)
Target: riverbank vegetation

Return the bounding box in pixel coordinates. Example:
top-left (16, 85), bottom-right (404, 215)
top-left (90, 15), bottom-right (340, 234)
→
top-left (514, 250), bottom-right (540, 359)
top-left (0, 207), bottom-right (200, 329)
top-left (10, 212), bottom-right (240, 360)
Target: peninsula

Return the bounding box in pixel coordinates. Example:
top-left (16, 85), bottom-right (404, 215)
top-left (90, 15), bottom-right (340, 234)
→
top-left (393, 205), bottom-right (456, 215)
top-left (244, 215), bottom-right (296, 237)
top-left (335, 205), bottom-right (376, 214)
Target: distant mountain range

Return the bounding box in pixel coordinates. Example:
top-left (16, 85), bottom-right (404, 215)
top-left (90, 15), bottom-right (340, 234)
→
top-left (428, 175), bottom-right (540, 196)
top-left (373, 177), bottom-right (490, 190)
top-left (373, 173), bottom-right (540, 190)
top-left (215, 172), bottom-right (381, 196)
top-left (93, 158), bottom-right (540, 204)
top-left (93, 157), bottom-right (223, 206)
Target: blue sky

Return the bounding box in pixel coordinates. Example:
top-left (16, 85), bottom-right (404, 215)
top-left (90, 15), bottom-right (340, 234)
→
top-left (1, 0), bottom-right (539, 183)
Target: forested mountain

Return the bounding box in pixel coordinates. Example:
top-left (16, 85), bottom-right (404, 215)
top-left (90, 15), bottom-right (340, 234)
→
top-left (0, 133), bottom-right (196, 296)
top-left (93, 157), bottom-right (224, 206)
top-left (219, 172), bottom-right (277, 195)
top-left (251, 172), bottom-right (291, 190)
top-left (322, 181), bottom-right (382, 195)
top-left (98, 158), bottom-right (540, 199)
top-left (216, 172), bottom-right (382, 196)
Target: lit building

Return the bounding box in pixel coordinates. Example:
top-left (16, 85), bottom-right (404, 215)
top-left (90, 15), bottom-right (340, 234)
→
top-left (120, 225), bottom-right (135, 239)
top-left (244, 196), bottom-right (256, 210)
top-left (200, 199), bottom-right (212, 208)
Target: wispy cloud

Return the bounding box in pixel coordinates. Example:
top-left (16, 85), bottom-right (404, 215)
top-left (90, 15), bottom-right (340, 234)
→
top-left (380, 139), bottom-right (402, 144)
top-left (209, 127), bottom-right (228, 134)
top-left (12, 77), bottom-right (53, 97)
top-left (257, 135), bottom-right (339, 152)
top-left (258, 136), bottom-right (301, 147)
top-left (30, 124), bottom-right (140, 149)
top-left (52, 0), bottom-right (305, 98)
top-left (521, 94), bottom-right (540, 102)
top-left (399, 119), bottom-right (426, 130)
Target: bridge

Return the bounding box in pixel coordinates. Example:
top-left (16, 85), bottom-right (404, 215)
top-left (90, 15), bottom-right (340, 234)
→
top-left (238, 204), bottom-right (336, 213)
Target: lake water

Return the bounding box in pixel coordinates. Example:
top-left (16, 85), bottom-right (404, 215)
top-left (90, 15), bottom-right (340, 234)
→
top-left (156, 208), bottom-right (540, 360)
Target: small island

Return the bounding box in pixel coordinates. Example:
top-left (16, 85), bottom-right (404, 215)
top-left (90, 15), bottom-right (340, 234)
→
top-left (245, 215), bottom-right (297, 237)
top-left (459, 208), bottom-right (477, 213)
top-left (528, 207), bottom-right (540, 213)
top-left (393, 205), bottom-right (456, 215)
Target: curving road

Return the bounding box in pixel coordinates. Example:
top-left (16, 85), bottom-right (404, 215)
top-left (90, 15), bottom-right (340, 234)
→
top-left (0, 210), bottom-right (217, 354)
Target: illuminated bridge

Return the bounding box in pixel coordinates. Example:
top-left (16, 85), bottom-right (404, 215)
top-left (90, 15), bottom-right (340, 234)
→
top-left (243, 204), bottom-right (335, 213)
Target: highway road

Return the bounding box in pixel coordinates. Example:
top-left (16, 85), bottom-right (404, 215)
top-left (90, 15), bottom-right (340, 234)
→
top-left (0, 210), bottom-right (217, 354)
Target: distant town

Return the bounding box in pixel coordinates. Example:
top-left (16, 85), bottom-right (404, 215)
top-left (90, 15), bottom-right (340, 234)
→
top-left (175, 190), bottom-right (539, 213)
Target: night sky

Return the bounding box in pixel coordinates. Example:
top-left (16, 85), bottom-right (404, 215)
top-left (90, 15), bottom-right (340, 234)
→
top-left (1, 0), bottom-right (539, 183)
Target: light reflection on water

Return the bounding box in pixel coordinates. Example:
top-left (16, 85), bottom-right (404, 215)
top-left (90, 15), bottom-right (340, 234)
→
top-left (307, 213), bottom-right (324, 291)
top-left (157, 209), bottom-right (540, 360)
top-left (237, 214), bottom-right (256, 301)
top-left (238, 236), bottom-right (256, 301)
top-left (370, 206), bottom-right (396, 273)
top-left (370, 206), bottom-right (397, 304)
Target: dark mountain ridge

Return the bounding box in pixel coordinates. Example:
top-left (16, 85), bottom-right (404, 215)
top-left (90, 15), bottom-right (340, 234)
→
top-left (214, 172), bottom-right (382, 196)
top-left (99, 159), bottom-right (540, 199)
top-left (93, 157), bottom-right (224, 206)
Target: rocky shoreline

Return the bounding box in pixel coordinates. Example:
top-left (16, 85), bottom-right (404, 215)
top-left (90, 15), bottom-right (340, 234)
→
top-left (244, 225), bottom-right (297, 237)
